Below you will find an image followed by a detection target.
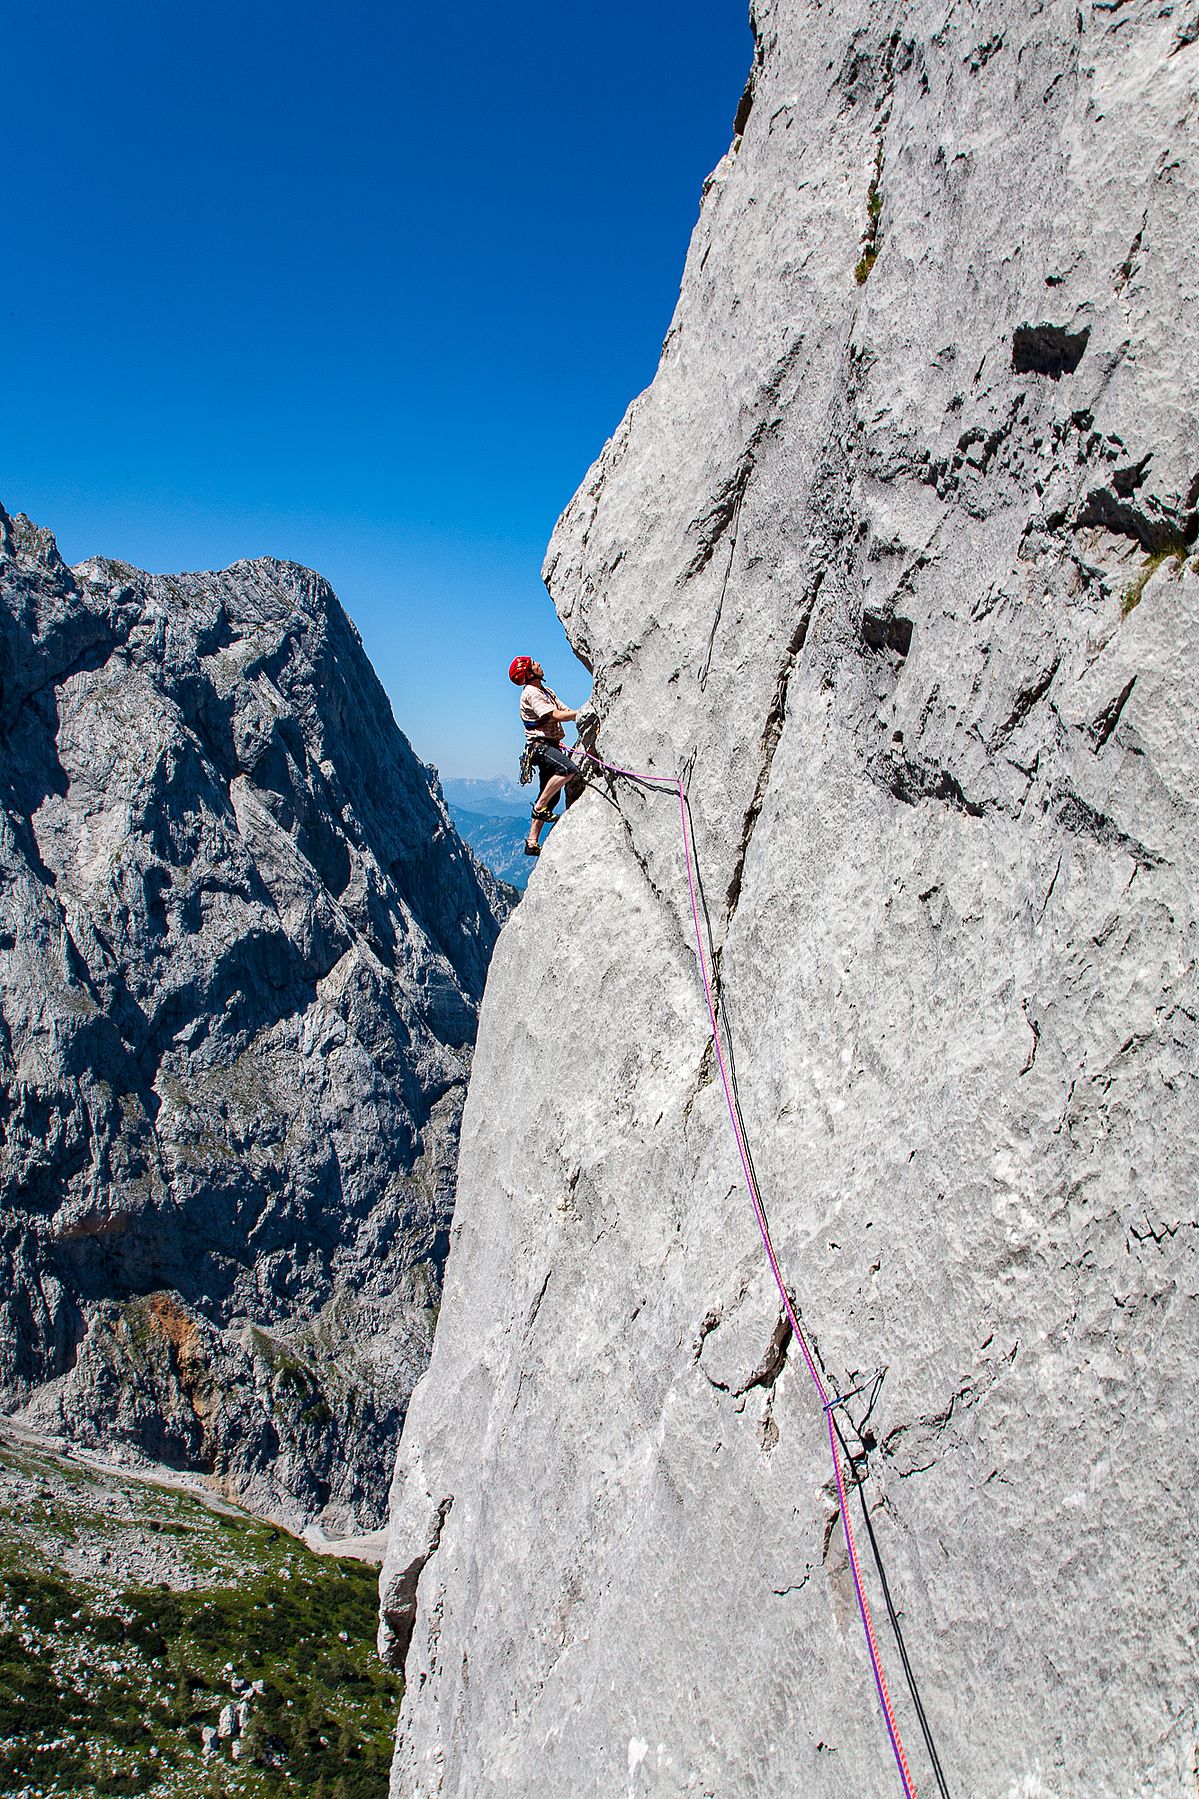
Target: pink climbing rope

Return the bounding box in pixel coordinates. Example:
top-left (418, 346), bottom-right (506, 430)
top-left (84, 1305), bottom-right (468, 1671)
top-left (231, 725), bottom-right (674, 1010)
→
top-left (577, 744), bottom-right (920, 1799)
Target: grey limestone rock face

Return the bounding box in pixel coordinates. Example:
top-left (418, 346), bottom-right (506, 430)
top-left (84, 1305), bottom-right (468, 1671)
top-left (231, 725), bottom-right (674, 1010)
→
top-left (382, 1), bottom-right (1199, 1795)
top-left (0, 504), bottom-right (507, 1531)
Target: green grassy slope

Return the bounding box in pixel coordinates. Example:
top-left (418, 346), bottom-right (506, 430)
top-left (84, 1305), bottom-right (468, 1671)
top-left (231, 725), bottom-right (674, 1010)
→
top-left (0, 1435), bottom-right (401, 1798)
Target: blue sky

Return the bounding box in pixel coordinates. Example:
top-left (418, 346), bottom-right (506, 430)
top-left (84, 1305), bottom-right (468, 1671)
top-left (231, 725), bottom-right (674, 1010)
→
top-left (2, 1), bottom-right (751, 778)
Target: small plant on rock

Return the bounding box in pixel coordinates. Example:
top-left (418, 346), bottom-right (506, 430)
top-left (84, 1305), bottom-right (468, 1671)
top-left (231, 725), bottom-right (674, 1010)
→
top-left (1121, 540), bottom-right (1189, 617)
top-left (855, 140), bottom-right (884, 284)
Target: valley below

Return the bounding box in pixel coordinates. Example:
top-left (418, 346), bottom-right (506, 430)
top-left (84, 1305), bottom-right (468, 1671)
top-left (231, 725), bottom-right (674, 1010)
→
top-left (0, 1422), bottom-right (399, 1799)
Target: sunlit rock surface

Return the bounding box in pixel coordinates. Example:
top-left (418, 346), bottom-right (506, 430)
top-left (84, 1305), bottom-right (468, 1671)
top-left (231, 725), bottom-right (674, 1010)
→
top-left (383, 1), bottom-right (1198, 1793)
top-left (0, 504), bottom-right (507, 1531)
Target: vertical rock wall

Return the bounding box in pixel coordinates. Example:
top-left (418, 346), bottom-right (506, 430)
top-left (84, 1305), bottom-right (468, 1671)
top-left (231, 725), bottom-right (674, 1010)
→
top-left (382, 2), bottom-right (1198, 1793)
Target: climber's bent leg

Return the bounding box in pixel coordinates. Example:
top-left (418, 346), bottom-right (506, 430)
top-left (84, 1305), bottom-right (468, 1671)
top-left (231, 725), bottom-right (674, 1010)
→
top-left (525, 744), bottom-right (587, 853)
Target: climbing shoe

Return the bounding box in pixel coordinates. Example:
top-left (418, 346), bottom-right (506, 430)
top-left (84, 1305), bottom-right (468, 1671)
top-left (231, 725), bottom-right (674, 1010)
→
top-left (523, 840), bottom-right (541, 858)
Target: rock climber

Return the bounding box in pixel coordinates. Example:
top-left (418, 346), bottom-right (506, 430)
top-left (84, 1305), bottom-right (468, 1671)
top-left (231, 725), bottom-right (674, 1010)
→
top-left (508, 655), bottom-right (585, 857)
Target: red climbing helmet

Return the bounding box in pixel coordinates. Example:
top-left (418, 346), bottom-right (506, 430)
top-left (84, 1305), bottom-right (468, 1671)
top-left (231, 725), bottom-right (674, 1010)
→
top-left (508, 655), bottom-right (534, 685)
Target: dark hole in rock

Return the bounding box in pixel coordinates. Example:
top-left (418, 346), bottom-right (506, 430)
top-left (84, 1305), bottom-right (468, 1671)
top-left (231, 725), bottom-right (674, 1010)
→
top-left (1112, 454), bottom-right (1152, 496)
top-left (861, 610), bottom-right (914, 657)
top-left (1011, 322), bottom-right (1090, 379)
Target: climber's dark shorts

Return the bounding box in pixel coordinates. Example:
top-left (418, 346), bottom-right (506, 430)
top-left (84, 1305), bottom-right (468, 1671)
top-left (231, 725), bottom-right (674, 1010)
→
top-left (531, 741), bottom-right (582, 783)
top-left (530, 741), bottom-right (585, 807)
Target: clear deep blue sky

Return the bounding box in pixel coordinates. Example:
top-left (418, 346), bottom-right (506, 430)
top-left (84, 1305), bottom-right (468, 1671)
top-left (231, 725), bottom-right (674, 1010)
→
top-left (3, 1), bottom-right (751, 778)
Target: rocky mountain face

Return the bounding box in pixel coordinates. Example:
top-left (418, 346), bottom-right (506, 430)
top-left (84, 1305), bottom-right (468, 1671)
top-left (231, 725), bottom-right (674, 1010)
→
top-left (381, 2), bottom-right (1199, 1795)
top-left (0, 505), bottom-right (507, 1533)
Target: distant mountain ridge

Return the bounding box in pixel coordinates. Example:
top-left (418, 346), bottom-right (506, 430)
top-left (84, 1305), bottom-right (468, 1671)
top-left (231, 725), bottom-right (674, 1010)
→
top-left (446, 806), bottom-right (532, 890)
top-left (440, 776), bottom-right (529, 818)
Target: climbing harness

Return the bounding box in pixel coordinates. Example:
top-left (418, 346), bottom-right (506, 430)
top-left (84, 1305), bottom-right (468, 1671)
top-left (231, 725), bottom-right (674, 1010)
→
top-left (577, 741), bottom-right (951, 1799)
